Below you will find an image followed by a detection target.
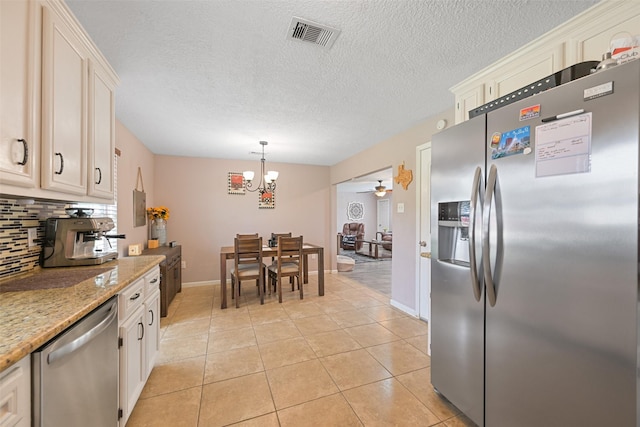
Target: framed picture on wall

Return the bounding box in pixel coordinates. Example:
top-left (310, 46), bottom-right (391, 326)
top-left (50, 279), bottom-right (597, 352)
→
top-left (347, 201), bottom-right (364, 220)
top-left (133, 190), bottom-right (146, 227)
top-left (259, 191), bottom-right (275, 209)
top-left (228, 172), bottom-right (245, 194)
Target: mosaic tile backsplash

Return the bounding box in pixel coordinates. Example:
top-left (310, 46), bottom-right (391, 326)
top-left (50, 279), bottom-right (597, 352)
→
top-left (0, 199), bottom-right (66, 279)
top-left (0, 198), bottom-right (116, 280)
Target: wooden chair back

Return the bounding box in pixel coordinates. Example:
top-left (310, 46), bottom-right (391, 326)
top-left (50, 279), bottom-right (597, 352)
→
top-left (236, 233), bottom-right (259, 239)
top-left (234, 236), bottom-right (263, 269)
top-left (232, 236), bottom-right (264, 307)
top-left (277, 235), bottom-right (302, 263)
top-left (269, 235), bottom-right (303, 302)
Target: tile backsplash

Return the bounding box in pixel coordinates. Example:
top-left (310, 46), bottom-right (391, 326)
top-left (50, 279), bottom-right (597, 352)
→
top-left (0, 199), bottom-right (118, 280)
top-left (0, 198), bottom-right (117, 280)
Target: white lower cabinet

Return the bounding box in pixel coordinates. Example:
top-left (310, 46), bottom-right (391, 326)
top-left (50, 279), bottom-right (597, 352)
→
top-left (0, 355), bottom-right (30, 427)
top-left (118, 266), bottom-right (160, 426)
top-left (143, 269), bottom-right (160, 380)
top-left (119, 304), bottom-right (145, 426)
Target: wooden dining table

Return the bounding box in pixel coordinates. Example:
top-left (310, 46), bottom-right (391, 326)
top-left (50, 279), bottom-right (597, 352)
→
top-left (219, 243), bottom-right (324, 309)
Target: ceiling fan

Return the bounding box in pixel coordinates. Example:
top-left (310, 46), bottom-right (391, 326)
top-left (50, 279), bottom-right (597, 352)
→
top-left (374, 180), bottom-right (388, 197)
top-left (357, 179), bottom-right (392, 196)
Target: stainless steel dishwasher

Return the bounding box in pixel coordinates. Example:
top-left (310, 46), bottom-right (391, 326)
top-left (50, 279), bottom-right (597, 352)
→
top-left (32, 295), bottom-right (119, 427)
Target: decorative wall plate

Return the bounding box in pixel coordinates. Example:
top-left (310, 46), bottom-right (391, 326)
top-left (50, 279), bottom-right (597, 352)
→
top-left (348, 201), bottom-right (364, 220)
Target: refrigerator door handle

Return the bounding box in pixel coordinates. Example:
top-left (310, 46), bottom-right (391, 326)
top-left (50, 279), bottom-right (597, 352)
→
top-left (483, 164), bottom-right (498, 307)
top-left (469, 166), bottom-right (484, 302)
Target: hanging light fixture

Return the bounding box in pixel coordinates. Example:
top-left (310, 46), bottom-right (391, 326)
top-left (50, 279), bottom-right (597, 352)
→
top-left (243, 141), bottom-right (278, 194)
top-left (374, 180), bottom-right (387, 197)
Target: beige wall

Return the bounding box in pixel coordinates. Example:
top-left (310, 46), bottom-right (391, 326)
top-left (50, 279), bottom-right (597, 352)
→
top-left (330, 108), bottom-right (455, 312)
top-left (115, 120), bottom-right (156, 258)
top-left (115, 105), bottom-right (456, 315)
top-left (153, 155), bottom-right (330, 283)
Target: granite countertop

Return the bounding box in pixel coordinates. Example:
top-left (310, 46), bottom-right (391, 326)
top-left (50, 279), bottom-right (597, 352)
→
top-left (0, 255), bottom-right (164, 373)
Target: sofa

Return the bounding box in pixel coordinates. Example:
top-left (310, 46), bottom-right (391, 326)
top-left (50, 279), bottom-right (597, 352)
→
top-left (338, 223), bottom-right (365, 251)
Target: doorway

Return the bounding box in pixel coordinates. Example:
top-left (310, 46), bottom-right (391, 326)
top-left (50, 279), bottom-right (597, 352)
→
top-left (416, 142), bottom-right (431, 352)
top-left (336, 168), bottom-right (393, 296)
top-left (377, 198), bottom-right (390, 233)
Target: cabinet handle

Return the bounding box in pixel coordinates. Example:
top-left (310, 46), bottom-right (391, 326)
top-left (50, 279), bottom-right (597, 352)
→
top-left (150, 278), bottom-right (158, 284)
top-left (148, 309), bottom-right (154, 326)
top-left (95, 167), bottom-right (102, 184)
top-left (138, 322), bottom-right (144, 340)
top-left (16, 139), bottom-right (28, 166)
top-left (54, 152), bottom-right (64, 175)
top-left (129, 292), bottom-right (141, 301)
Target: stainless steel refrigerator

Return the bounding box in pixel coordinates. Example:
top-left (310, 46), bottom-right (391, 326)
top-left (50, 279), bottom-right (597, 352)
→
top-left (430, 59), bottom-right (640, 427)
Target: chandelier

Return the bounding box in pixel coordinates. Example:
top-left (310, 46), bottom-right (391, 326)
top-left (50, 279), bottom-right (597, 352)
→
top-left (374, 180), bottom-right (387, 197)
top-left (243, 141), bottom-right (278, 194)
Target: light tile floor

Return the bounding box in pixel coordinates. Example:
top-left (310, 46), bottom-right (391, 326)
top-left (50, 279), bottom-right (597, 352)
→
top-left (126, 270), bottom-right (475, 427)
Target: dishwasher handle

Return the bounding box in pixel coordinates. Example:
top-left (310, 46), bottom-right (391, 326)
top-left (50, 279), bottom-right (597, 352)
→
top-left (47, 301), bottom-right (118, 365)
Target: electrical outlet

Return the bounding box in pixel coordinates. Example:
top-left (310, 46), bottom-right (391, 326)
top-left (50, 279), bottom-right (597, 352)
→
top-left (181, 261), bottom-right (187, 269)
top-left (27, 228), bottom-right (37, 248)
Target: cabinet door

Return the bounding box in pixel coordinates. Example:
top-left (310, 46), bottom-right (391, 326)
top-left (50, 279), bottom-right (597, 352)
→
top-left (165, 263), bottom-right (176, 314)
top-left (41, 6), bottom-right (88, 195)
top-left (489, 44), bottom-right (564, 99)
top-left (0, 355), bottom-right (31, 427)
top-left (578, 14), bottom-right (640, 63)
top-left (119, 305), bottom-right (145, 426)
top-left (144, 288), bottom-right (160, 380)
top-left (87, 59), bottom-right (115, 200)
top-left (454, 84), bottom-right (484, 124)
top-left (175, 255), bottom-right (182, 293)
top-left (0, 0), bottom-right (38, 189)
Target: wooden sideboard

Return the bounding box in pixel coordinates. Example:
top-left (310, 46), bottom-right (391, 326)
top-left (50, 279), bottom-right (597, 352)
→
top-left (142, 245), bottom-right (182, 317)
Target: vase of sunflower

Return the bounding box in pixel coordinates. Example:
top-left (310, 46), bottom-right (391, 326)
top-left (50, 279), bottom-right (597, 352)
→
top-left (147, 206), bottom-right (170, 246)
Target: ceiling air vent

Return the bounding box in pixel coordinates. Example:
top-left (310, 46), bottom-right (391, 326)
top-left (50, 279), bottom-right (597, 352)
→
top-left (287, 17), bottom-right (340, 49)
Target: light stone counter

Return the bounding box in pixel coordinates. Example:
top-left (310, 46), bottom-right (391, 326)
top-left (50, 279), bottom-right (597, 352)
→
top-left (0, 255), bottom-right (164, 373)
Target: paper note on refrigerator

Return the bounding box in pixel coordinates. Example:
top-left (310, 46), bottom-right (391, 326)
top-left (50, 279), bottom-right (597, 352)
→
top-left (534, 112), bottom-right (592, 178)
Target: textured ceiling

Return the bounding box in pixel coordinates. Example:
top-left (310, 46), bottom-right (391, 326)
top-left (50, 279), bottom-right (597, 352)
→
top-left (66, 0), bottom-right (599, 166)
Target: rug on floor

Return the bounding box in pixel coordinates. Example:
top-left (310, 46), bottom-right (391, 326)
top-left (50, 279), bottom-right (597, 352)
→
top-left (338, 248), bottom-right (392, 263)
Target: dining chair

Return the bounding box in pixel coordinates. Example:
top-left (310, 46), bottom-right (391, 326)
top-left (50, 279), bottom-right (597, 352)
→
top-left (269, 232), bottom-right (291, 246)
top-left (236, 233), bottom-right (259, 239)
top-left (268, 232), bottom-right (292, 265)
top-left (234, 234), bottom-right (263, 295)
top-left (230, 236), bottom-right (265, 308)
top-left (267, 235), bottom-right (303, 303)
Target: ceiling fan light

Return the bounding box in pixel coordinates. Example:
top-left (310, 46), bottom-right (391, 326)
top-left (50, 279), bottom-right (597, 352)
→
top-left (375, 190), bottom-right (386, 197)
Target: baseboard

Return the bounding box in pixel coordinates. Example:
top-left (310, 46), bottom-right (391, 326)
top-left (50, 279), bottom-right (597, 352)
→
top-left (182, 280), bottom-right (216, 288)
top-left (183, 270), bottom-right (330, 289)
top-left (390, 299), bottom-right (418, 317)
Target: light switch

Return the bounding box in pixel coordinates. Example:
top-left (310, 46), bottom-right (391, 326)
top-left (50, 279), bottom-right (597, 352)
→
top-left (397, 203), bottom-right (405, 213)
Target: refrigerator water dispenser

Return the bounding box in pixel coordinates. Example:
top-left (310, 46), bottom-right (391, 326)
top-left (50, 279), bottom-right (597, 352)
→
top-left (437, 201), bottom-right (470, 267)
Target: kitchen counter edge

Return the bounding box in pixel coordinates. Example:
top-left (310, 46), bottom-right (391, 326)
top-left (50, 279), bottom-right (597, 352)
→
top-left (0, 255), bottom-right (164, 373)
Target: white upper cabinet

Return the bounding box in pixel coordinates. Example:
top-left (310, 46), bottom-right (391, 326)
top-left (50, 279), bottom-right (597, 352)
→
top-left (0, 0), bottom-right (38, 189)
top-left (88, 60), bottom-right (116, 199)
top-left (451, 2), bottom-right (640, 124)
top-left (41, 5), bottom-right (88, 195)
top-left (454, 84), bottom-right (484, 124)
top-left (486, 44), bottom-right (564, 101)
top-left (0, 0), bottom-right (118, 202)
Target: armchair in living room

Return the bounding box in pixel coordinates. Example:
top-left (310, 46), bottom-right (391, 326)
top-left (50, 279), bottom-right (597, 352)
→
top-left (338, 222), bottom-right (365, 251)
top-left (376, 231), bottom-right (392, 251)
